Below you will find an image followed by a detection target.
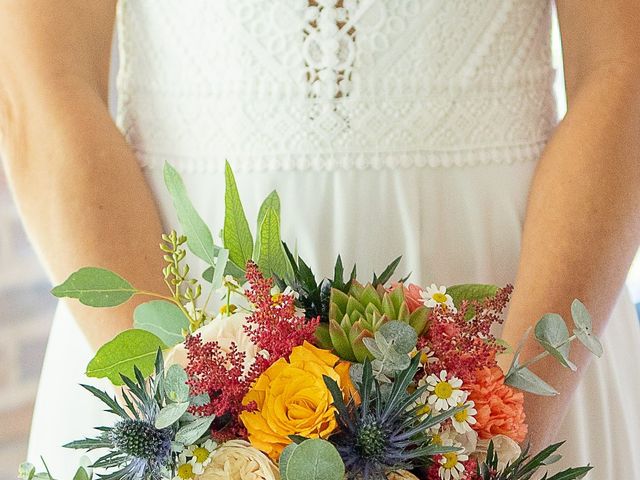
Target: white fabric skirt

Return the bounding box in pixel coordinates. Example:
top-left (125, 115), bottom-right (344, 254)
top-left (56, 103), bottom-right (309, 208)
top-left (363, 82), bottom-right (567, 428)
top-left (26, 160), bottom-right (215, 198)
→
top-left (29, 160), bottom-right (640, 478)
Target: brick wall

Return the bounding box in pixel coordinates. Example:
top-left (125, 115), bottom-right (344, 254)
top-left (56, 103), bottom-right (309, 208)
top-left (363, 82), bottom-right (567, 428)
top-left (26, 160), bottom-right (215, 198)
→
top-left (0, 168), bottom-right (56, 480)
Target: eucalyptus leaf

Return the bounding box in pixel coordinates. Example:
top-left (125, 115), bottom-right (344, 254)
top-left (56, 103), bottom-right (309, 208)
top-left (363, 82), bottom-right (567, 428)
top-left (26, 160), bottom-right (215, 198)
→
top-left (175, 416), bottom-right (214, 445)
top-left (280, 438), bottom-right (345, 480)
top-left (51, 267), bottom-right (135, 307)
top-left (377, 320), bottom-right (418, 355)
top-left (155, 401), bottom-right (190, 429)
top-left (133, 300), bottom-right (189, 347)
top-left (534, 313), bottom-right (576, 371)
top-left (223, 161), bottom-right (254, 268)
top-left (505, 365), bottom-right (558, 396)
top-left (164, 162), bottom-right (218, 266)
top-left (164, 364), bottom-right (189, 403)
top-left (571, 299), bottom-right (603, 357)
top-left (86, 330), bottom-right (167, 386)
top-left (574, 328), bottom-right (603, 358)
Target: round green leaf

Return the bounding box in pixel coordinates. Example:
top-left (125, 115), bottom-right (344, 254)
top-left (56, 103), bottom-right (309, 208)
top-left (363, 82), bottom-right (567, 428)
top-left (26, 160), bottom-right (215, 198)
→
top-left (281, 439), bottom-right (344, 480)
top-left (534, 313), bottom-right (576, 371)
top-left (573, 328), bottom-right (604, 358)
top-left (165, 364), bottom-right (190, 402)
top-left (51, 267), bottom-right (135, 307)
top-left (378, 320), bottom-right (418, 355)
top-left (571, 299), bottom-right (593, 333)
top-left (86, 329), bottom-right (167, 386)
top-left (133, 300), bottom-right (189, 347)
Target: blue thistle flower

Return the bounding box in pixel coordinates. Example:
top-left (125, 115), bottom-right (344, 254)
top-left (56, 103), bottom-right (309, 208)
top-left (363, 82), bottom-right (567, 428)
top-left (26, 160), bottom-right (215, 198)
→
top-left (65, 351), bottom-right (174, 480)
top-left (323, 355), bottom-right (462, 480)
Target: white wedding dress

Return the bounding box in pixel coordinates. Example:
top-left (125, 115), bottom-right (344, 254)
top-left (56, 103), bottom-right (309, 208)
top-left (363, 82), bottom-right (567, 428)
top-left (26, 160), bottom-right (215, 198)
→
top-left (28, 1), bottom-right (640, 478)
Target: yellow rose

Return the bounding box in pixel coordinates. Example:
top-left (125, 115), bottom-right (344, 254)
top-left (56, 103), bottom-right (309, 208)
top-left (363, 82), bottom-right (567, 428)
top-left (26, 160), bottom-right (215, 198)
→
top-left (239, 342), bottom-right (346, 460)
top-left (198, 440), bottom-right (279, 480)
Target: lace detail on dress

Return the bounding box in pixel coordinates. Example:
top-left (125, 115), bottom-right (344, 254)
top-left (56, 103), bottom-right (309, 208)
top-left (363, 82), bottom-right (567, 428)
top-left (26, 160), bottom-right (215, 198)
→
top-left (115, 0), bottom-right (559, 172)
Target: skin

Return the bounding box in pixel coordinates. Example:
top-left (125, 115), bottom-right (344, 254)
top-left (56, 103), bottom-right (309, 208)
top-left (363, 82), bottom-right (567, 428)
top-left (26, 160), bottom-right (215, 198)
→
top-left (498, 1), bottom-right (640, 451)
top-left (0, 0), bottom-right (166, 349)
top-left (0, 0), bottom-right (639, 450)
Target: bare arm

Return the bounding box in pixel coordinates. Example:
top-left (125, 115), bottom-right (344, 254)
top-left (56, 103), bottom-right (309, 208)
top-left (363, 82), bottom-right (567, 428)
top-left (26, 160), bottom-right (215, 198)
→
top-left (0, 0), bottom-right (167, 349)
top-left (498, 0), bottom-right (640, 450)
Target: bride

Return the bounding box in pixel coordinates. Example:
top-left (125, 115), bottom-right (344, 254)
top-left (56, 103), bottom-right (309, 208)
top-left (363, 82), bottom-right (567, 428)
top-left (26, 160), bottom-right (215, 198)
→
top-left (1, 1), bottom-right (639, 478)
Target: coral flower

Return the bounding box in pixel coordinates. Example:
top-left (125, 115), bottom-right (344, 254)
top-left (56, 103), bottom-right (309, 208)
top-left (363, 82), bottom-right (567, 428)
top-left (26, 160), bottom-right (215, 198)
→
top-left (239, 342), bottom-right (349, 460)
top-left (463, 367), bottom-right (527, 443)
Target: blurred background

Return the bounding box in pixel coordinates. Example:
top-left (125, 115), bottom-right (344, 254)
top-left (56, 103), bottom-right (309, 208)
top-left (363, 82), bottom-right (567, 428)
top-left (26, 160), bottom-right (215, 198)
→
top-left (0, 8), bottom-right (639, 480)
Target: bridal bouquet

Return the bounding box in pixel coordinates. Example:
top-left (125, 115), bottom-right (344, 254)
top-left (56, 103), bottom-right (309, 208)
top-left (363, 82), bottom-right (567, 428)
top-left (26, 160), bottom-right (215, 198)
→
top-left (21, 163), bottom-right (602, 480)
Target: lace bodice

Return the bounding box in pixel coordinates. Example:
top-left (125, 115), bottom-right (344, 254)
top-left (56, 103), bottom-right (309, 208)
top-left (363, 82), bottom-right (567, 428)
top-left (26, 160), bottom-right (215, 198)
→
top-left (115, 0), bottom-right (559, 172)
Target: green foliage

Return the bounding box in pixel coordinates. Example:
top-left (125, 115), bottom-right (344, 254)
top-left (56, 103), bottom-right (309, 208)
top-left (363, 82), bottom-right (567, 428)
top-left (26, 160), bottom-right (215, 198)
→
top-left (280, 246), bottom-right (355, 325)
top-left (504, 361), bottom-right (559, 397)
top-left (505, 300), bottom-right (603, 397)
top-left (133, 300), bottom-right (189, 347)
top-left (160, 231), bottom-right (206, 332)
top-left (164, 364), bottom-right (189, 403)
top-left (174, 416), bottom-right (214, 445)
top-left (280, 439), bottom-right (345, 480)
top-left (163, 162), bottom-right (218, 266)
top-left (447, 284), bottom-right (499, 320)
top-left (255, 191), bottom-right (292, 280)
top-left (321, 282), bottom-right (428, 362)
top-left (371, 256), bottom-right (403, 287)
top-left (362, 321), bottom-right (418, 377)
top-left (51, 267), bottom-right (136, 307)
top-left (476, 441), bottom-right (591, 480)
top-left (571, 299), bottom-right (603, 357)
top-left (223, 160), bottom-right (254, 269)
top-left (85, 329), bottom-right (167, 386)
top-left (534, 314), bottom-right (576, 371)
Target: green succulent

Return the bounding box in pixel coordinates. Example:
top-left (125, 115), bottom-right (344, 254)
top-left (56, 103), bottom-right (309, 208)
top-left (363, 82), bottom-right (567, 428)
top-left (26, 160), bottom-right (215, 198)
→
top-left (316, 282), bottom-right (429, 362)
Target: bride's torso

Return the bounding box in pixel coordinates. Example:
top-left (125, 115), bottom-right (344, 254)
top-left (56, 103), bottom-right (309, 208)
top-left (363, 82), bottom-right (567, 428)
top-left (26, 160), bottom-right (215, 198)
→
top-left (115, 0), bottom-right (559, 173)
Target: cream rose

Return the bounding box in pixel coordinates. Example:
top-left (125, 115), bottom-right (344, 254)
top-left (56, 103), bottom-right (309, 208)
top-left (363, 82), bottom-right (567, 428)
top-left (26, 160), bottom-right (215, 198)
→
top-left (474, 434), bottom-right (522, 471)
top-left (198, 440), bottom-right (279, 480)
top-left (165, 310), bottom-right (258, 374)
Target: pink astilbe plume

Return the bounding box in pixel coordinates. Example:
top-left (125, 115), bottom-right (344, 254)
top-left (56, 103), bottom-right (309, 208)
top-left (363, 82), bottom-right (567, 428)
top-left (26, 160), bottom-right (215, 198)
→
top-left (243, 261), bottom-right (320, 369)
top-left (184, 261), bottom-right (319, 439)
top-left (420, 285), bottom-right (513, 383)
top-left (184, 335), bottom-right (260, 439)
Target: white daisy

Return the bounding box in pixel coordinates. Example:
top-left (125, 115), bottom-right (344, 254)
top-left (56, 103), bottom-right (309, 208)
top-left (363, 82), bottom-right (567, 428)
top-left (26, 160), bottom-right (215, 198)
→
top-left (451, 395), bottom-right (477, 434)
top-left (174, 453), bottom-right (196, 480)
top-left (426, 370), bottom-right (465, 412)
top-left (421, 284), bottom-right (456, 312)
top-left (419, 346), bottom-right (439, 365)
top-left (185, 439), bottom-right (217, 474)
top-left (412, 377), bottom-right (439, 425)
top-left (438, 439), bottom-right (469, 480)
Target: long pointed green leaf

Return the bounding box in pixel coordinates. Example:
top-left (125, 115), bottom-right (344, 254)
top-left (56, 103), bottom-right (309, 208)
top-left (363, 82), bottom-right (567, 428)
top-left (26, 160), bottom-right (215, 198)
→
top-left (223, 161), bottom-right (253, 268)
top-left (256, 192), bottom-right (292, 280)
top-left (163, 162), bottom-right (218, 265)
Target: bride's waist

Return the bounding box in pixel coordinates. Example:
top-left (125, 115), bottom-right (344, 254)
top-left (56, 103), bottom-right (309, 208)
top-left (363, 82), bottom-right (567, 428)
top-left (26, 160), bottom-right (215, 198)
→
top-left (116, 83), bottom-right (558, 172)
